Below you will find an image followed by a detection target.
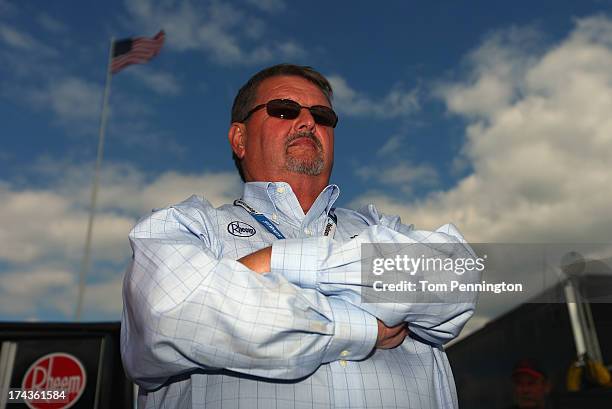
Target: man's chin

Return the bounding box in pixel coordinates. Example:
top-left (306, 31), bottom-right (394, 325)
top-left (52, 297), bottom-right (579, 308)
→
top-left (285, 156), bottom-right (324, 176)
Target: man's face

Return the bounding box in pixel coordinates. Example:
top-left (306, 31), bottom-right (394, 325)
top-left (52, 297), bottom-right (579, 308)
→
top-left (234, 75), bottom-right (335, 182)
top-left (512, 373), bottom-right (550, 409)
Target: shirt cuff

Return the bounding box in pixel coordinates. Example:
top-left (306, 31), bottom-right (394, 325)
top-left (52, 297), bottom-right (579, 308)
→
top-left (323, 297), bottom-right (378, 363)
top-left (271, 238), bottom-right (321, 289)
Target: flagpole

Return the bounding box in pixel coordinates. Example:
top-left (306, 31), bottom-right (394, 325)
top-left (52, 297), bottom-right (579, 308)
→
top-left (75, 37), bottom-right (115, 321)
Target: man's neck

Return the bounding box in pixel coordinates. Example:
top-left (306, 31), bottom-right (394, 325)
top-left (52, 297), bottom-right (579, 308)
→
top-left (285, 176), bottom-right (328, 214)
top-left (246, 173), bottom-right (329, 214)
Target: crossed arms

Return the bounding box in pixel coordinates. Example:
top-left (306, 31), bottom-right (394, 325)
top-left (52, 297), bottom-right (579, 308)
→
top-left (239, 246), bottom-right (410, 350)
top-left (121, 197), bottom-right (477, 390)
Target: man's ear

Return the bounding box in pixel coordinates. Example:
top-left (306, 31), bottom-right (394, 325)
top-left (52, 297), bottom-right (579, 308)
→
top-left (228, 123), bottom-right (247, 159)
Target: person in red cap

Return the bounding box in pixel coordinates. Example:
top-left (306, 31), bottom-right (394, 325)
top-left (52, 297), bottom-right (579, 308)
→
top-left (508, 359), bottom-right (553, 409)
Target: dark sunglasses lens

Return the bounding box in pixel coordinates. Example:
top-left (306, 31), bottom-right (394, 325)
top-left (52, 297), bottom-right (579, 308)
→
top-left (310, 106), bottom-right (338, 127)
top-left (265, 99), bottom-right (338, 127)
top-left (267, 99), bottom-right (301, 119)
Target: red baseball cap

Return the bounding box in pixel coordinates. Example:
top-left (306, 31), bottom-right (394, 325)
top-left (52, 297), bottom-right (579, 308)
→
top-left (512, 359), bottom-right (547, 379)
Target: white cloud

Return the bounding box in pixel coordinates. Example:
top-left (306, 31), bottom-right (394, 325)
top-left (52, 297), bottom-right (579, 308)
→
top-left (96, 169), bottom-right (240, 216)
top-left (0, 24), bottom-right (36, 50)
top-left (356, 163), bottom-right (438, 194)
top-left (0, 267), bottom-right (126, 318)
top-left (0, 161), bottom-right (241, 319)
top-left (245, 0), bottom-right (286, 13)
top-left (82, 274), bottom-right (126, 316)
top-left (0, 267), bottom-right (75, 316)
top-left (0, 22), bottom-right (56, 56)
top-left (12, 72), bottom-right (161, 141)
top-left (1, 269), bottom-right (74, 297)
top-left (0, 162), bottom-right (241, 265)
top-left (355, 132), bottom-right (438, 194)
top-left (37, 13), bottom-right (67, 33)
top-left (123, 0), bottom-right (304, 65)
top-left (0, 185), bottom-right (133, 264)
top-left (26, 77), bottom-right (102, 122)
top-left (376, 134), bottom-right (405, 157)
top-left (328, 75), bottom-right (419, 118)
top-left (127, 66), bottom-right (182, 95)
top-left (353, 16), bottom-right (612, 246)
top-left (0, 23), bottom-right (36, 49)
top-left (437, 26), bottom-right (540, 119)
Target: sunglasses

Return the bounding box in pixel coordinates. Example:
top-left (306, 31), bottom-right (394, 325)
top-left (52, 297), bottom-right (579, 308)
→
top-left (241, 98), bottom-right (338, 128)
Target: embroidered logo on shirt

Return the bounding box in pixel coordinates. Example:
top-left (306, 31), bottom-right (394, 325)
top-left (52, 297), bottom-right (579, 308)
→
top-left (227, 221), bottom-right (256, 237)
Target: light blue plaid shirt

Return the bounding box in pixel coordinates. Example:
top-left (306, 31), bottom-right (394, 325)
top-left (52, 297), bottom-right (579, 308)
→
top-left (121, 182), bottom-right (476, 409)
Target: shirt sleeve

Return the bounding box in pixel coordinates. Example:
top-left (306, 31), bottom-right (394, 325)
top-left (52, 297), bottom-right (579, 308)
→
top-left (270, 217), bottom-right (479, 347)
top-left (120, 201), bottom-right (378, 391)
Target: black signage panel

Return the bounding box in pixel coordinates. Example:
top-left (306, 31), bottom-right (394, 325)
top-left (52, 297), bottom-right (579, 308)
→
top-left (8, 338), bottom-right (104, 409)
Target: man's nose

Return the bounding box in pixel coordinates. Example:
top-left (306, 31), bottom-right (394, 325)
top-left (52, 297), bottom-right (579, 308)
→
top-left (293, 107), bottom-right (316, 131)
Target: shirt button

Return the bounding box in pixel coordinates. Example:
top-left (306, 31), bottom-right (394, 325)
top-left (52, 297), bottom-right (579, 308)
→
top-left (304, 228), bottom-right (310, 235)
top-left (276, 187), bottom-right (285, 193)
top-left (272, 213), bottom-right (278, 220)
top-left (340, 350), bottom-right (349, 357)
top-left (339, 360), bottom-right (347, 367)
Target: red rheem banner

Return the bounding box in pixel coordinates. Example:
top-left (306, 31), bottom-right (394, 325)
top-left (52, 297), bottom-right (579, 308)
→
top-left (21, 353), bottom-right (86, 409)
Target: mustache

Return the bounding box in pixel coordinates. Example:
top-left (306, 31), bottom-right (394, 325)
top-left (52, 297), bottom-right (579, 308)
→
top-left (285, 131), bottom-right (323, 151)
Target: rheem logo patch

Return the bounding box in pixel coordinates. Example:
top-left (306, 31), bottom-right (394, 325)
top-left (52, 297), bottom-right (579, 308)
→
top-left (21, 352), bottom-right (86, 409)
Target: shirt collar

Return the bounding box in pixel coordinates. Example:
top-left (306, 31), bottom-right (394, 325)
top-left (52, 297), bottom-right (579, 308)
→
top-left (241, 181), bottom-right (339, 227)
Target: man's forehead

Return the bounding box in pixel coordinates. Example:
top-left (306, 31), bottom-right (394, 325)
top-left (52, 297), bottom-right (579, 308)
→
top-left (255, 75), bottom-right (330, 106)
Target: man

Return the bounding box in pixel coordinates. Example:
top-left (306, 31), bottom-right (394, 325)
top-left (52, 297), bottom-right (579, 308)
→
top-left (121, 64), bottom-right (477, 408)
top-left (507, 360), bottom-right (553, 409)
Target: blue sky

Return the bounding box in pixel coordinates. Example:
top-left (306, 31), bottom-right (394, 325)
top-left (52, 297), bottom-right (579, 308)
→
top-left (1, 0), bottom-right (612, 334)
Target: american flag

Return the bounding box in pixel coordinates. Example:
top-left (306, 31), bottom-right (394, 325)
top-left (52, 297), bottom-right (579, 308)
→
top-left (111, 30), bottom-right (165, 74)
